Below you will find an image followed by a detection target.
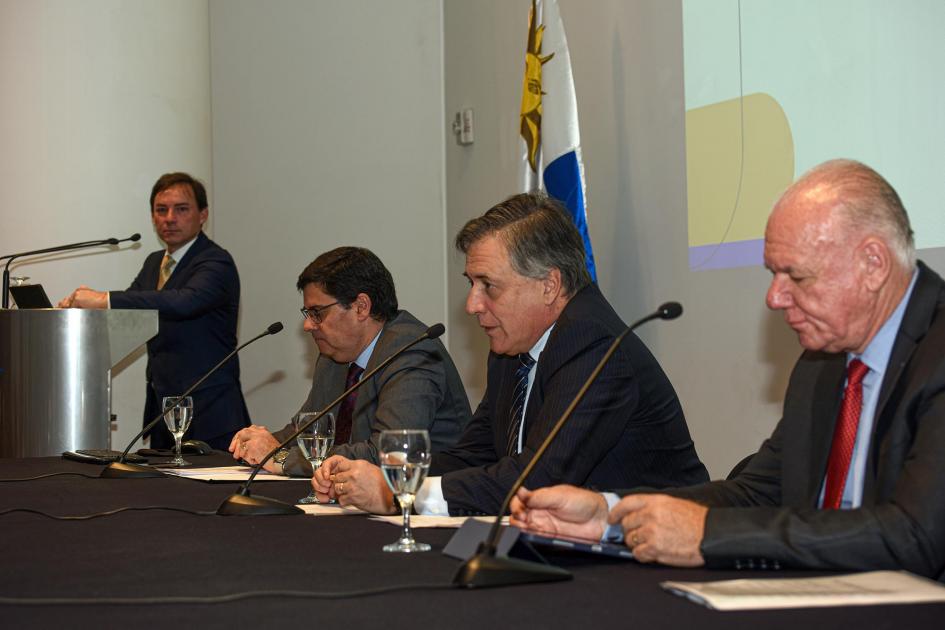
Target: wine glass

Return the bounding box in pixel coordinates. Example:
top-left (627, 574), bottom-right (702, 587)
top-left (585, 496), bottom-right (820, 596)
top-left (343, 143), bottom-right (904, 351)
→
top-left (162, 396), bottom-right (194, 467)
top-left (294, 412), bottom-right (335, 504)
top-left (379, 429), bottom-right (431, 553)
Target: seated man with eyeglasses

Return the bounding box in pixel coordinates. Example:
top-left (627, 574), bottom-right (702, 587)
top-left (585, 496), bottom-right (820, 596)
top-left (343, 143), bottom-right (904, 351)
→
top-left (228, 247), bottom-right (472, 476)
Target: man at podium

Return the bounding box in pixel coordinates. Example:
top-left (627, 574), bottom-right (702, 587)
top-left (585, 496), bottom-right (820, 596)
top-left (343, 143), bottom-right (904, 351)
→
top-left (58, 172), bottom-right (250, 450)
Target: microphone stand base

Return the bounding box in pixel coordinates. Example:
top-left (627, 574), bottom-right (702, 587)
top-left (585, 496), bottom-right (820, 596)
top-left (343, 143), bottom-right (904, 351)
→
top-left (452, 553), bottom-right (572, 588)
top-left (216, 492), bottom-right (305, 516)
top-left (100, 462), bottom-right (167, 478)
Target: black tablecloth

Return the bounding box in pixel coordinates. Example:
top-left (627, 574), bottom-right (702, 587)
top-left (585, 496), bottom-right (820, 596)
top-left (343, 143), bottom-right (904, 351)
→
top-left (1, 455), bottom-right (942, 629)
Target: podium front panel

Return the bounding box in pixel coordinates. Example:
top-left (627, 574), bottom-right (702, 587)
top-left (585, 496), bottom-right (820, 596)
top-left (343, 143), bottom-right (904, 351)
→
top-left (0, 309), bottom-right (156, 457)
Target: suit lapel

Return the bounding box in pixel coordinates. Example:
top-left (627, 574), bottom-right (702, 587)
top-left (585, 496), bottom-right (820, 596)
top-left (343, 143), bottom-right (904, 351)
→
top-left (312, 356), bottom-right (348, 414)
top-left (143, 252), bottom-right (163, 290)
top-left (162, 232), bottom-right (209, 290)
top-left (866, 263), bottom-right (940, 497)
top-left (804, 355), bottom-right (847, 504)
top-left (874, 264), bottom-right (937, 432)
top-left (492, 355), bottom-right (518, 451)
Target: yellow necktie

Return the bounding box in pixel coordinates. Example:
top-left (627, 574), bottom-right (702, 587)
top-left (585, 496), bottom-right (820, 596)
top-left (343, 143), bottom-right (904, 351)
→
top-left (157, 254), bottom-right (176, 290)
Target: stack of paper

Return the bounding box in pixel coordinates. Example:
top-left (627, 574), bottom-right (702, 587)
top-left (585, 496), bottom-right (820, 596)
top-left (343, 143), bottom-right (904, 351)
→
top-left (661, 570), bottom-right (945, 610)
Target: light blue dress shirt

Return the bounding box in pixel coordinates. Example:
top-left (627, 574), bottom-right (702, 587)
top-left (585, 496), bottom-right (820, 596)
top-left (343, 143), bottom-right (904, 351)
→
top-left (353, 329), bottom-right (382, 372)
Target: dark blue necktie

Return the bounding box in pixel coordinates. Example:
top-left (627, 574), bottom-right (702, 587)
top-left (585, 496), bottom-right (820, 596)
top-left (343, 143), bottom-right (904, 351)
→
top-left (507, 353), bottom-right (536, 456)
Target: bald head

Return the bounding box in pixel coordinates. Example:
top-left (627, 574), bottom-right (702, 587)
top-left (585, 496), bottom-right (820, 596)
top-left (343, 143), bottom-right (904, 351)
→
top-left (771, 159), bottom-right (915, 269)
top-left (763, 160), bottom-right (916, 355)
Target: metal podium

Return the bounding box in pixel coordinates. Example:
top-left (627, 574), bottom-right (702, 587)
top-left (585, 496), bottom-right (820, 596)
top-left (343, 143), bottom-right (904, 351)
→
top-left (0, 309), bottom-right (157, 457)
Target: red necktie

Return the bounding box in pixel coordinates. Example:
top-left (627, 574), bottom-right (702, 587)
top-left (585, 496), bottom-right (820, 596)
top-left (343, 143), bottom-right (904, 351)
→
top-left (334, 363), bottom-right (364, 445)
top-left (822, 359), bottom-right (869, 509)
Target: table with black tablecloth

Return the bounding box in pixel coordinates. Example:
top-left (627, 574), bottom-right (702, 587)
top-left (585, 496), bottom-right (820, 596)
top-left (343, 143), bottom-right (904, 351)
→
top-left (0, 455), bottom-right (942, 629)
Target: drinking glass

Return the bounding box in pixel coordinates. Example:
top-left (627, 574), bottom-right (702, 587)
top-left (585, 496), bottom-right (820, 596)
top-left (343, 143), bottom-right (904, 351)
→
top-left (294, 412), bottom-right (335, 504)
top-left (379, 429), bottom-right (432, 553)
top-left (162, 396), bottom-right (194, 467)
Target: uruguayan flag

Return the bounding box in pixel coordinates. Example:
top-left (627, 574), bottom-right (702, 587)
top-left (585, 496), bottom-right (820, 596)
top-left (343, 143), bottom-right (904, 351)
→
top-left (519, 0), bottom-right (596, 280)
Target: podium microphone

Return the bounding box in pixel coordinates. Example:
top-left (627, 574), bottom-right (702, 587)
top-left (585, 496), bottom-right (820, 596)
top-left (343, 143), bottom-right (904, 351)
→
top-left (217, 323), bottom-right (446, 516)
top-left (100, 321), bottom-right (284, 479)
top-left (2, 234), bottom-right (141, 308)
top-left (452, 302), bottom-right (683, 588)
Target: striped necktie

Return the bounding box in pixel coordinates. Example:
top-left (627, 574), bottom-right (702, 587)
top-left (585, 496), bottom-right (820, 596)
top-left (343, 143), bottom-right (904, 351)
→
top-left (506, 353), bottom-right (536, 456)
top-left (157, 253), bottom-right (175, 290)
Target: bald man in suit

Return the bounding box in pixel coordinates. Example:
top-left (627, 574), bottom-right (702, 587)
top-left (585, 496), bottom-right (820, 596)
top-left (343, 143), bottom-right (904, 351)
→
top-left (512, 160), bottom-right (945, 581)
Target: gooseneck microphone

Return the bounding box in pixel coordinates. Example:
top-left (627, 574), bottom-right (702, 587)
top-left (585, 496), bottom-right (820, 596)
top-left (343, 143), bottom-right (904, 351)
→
top-left (100, 321), bottom-right (284, 479)
top-left (217, 323), bottom-right (446, 516)
top-left (453, 303), bottom-right (683, 588)
top-left (1, 233), bottom-right (142, 308)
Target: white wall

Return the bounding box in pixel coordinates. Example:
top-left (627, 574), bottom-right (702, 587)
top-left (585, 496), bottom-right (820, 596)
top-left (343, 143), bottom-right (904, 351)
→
top-left (208, 0), bottom-right (448, 428)
top-left (0, 0), bottom-right (212, 450)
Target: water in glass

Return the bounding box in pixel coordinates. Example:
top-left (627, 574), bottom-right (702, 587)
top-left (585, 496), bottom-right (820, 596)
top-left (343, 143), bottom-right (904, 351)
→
top-left (379, 429), bottom-right (431, 553)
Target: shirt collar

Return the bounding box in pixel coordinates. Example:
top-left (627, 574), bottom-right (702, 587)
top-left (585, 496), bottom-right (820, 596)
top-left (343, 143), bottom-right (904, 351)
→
top-left (853, 269), bottom-right (919, 374)
top-left (526, 324), bottom-right (555, 363)
top-left (353, 328), bottom-right (383, 371)
top-left (166, 234), bottom-right (199, 262)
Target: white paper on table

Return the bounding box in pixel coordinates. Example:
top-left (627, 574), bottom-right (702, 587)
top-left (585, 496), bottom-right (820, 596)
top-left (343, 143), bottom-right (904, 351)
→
top-left (298, 503), bottom-right (367, 516)
top-left (367, 515), bottom-right (510, 528)
top-left (162, 465), bottom-right (310, 482)
top-left (661, 570), bottom-right (945, 611)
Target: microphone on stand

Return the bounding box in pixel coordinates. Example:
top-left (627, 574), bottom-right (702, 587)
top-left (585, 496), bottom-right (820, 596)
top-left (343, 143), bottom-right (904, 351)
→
top-left (2, 233), bottom-right (142, 308)
top-left (107, 233), bottom-right (142, 246)
top-left (452, 302), bottom-right (683, 588)
top-left (216, 323), bottom-right (446, 516)
top-left (99, 322), bottom-right (285, 479)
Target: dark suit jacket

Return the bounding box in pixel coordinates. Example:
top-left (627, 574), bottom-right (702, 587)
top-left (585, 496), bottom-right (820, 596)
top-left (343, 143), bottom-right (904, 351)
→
top-left (657, 261), bottom-right (945, 579)
top-left (434, 283), bottom-right (709, 515)
top-left (273, 310), bottom-right (471, 475)
top-left (110, 232), bottom-right (250, 448)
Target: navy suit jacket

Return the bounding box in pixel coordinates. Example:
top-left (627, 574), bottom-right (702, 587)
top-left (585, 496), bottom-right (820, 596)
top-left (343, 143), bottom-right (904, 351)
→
top-left (434, 283), bottom-right (708, 515)
top-left (658, 262), bottom-right (945, 579)
top-left (110, 232), bottom-right (250, 447)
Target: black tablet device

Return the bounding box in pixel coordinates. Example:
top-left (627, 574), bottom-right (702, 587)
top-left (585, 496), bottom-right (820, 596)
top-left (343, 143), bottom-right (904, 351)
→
top-left (9, 284), bottom-right (53, 309)
top-left (519, 530), bottom-right (635, 560)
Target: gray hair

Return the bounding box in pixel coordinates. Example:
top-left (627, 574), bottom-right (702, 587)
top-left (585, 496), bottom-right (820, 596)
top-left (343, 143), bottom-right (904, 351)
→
top-left (455, 192), bottom-right (592, 296)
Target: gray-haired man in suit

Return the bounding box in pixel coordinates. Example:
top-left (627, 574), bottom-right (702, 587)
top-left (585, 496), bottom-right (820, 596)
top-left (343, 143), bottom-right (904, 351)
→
top-left (230, 247), bottom-right (471, 476)
top-left (312, 193), bottom-right (707, 515)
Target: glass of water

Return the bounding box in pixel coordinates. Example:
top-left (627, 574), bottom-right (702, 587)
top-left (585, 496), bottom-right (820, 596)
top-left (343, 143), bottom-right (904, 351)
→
top-left (379, 429), bottom-right (432, 553)
top-left (162, 396), bottom-right (194, 467)
top-left (294, 412), bottom-right (335, 504)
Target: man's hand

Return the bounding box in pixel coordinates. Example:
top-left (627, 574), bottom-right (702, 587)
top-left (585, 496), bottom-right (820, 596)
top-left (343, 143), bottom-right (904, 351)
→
top-left (510, 485), bottom-right (610, 541)
top-left (312, 455), bottom-right (396, 514)
top-left (610, 494), bottom-right (707, 567)
top-left (229, 425), bottom-right (282, 473)
top-left (58, 286), bottom-right (107, 309)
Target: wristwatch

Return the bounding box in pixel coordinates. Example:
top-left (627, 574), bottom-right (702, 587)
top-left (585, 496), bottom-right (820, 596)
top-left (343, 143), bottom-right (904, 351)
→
top-left (273, 448), bottom-right (291, 475)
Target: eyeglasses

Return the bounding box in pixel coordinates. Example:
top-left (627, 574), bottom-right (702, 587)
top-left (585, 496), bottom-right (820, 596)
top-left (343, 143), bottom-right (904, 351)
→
top-left (300, 302), bottom-right (339, 324)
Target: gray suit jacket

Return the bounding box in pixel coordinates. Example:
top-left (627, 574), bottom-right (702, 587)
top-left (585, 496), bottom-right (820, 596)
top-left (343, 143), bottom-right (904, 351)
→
top-left (273, 310), bottom-right (471, 475)
top-left (653, 261), bottom-right (945, 579)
